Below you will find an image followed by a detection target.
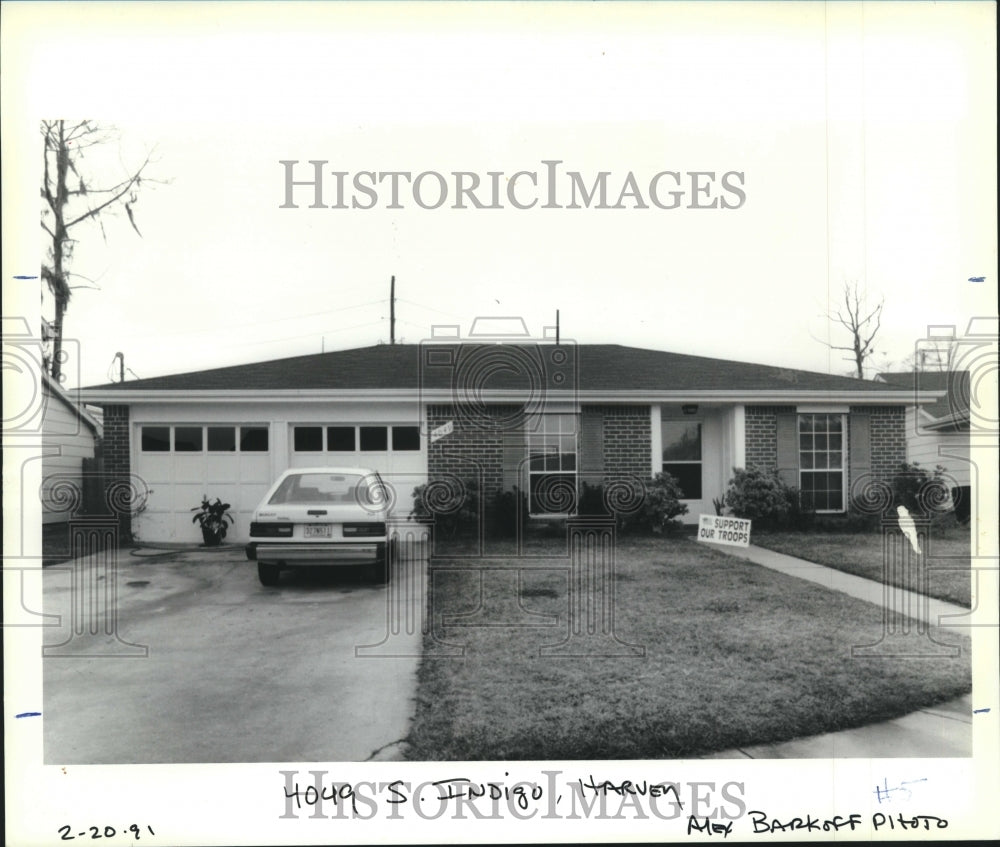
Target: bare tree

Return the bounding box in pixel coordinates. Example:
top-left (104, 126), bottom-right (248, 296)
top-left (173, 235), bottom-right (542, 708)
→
top-left (823, 281), bottom-right (884, 379)
top-left (40, 120), bottom-right (156, 381)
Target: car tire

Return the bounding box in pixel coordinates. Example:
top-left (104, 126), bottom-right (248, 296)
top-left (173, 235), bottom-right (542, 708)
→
top-left (368, 539), bottom-right (394, 584)
top-left (258, 562), bottom-right (281, 586)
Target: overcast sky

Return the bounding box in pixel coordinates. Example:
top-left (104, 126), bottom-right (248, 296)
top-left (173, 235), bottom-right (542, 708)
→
top-left (4, 2), bottom-right (996, 390)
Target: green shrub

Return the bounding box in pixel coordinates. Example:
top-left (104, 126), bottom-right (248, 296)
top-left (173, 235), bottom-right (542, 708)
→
top-left (409, 477), bottom-right (480, 537)
top-left (623, 472), bottom-right (688, 535)
top-left (577, 481), bottom-right (607, 516)
top-left (486, 486), bottom-right (529, 538)
top-left (724, 467), bottom-right (798, 530)
top-left (891, 462), bottom-right (950, 515)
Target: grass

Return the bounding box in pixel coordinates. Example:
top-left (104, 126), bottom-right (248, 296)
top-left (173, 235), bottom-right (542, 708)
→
top-left (405, 536), bottom-right (971, 760)
top-left (753, 525), bottom-right (972, 607)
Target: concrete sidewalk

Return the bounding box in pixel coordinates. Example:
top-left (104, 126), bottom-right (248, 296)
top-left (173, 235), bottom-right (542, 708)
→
top-left (704, 543), bottom-right (974, 758)
top-left (730, 543), bottom-right (973, 626)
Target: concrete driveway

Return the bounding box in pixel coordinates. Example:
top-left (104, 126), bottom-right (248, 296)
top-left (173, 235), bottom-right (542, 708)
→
top-left (42, 544), bottom-right (426, 764)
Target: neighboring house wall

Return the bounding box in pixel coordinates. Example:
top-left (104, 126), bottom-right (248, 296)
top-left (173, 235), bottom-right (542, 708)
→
top-left (41, 383), bottom-right (98, 525)
top-left (902, 407), bottom-right (971, 487)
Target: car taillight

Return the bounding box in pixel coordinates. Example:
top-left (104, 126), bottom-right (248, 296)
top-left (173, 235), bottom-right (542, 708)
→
top-left (342, 522), bottom-right (386, 537)
top-left (250, 522), bottom-right (293, 537)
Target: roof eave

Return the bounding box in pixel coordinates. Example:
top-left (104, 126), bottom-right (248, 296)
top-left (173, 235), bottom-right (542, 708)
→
top-left (78, 387), bottom-right (936, 405)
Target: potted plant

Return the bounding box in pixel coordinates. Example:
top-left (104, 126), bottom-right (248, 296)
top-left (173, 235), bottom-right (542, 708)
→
top-left (191, 496), bottom-right (234, 546)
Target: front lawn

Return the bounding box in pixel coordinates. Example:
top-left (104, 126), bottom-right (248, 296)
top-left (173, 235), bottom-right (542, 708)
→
top-left (753, 527), bottom-right (972, 607)
top-left (405, 537), bottom-right (970, 760)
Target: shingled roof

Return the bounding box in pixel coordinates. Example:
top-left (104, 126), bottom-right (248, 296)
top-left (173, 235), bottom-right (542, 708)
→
top-left (85, 343), bottom-right (906, 394)
top-left (877, 371), bottom-right (970, 421)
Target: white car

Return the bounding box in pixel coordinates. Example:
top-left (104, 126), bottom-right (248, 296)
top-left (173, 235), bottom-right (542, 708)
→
top-left (246, 467), bottom-right (392, 586)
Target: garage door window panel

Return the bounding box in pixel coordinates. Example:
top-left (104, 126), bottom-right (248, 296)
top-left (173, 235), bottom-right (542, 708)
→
top-left (392, 426), bottom-right (421, 451)
top-left (360, 426), bottom-right (388, 451)
top-left (174, 426), bottom-right (203, 452)
top-left (207, 426), bottom-right (236, 452)
top-left (327, 426), bottom-right (356, 452)
top-left (240, 427), bottom-right (269, 452)
top-left (141, 426), bottom-right (170, 452)
top-left (294, 426), bottom-right (323, 452)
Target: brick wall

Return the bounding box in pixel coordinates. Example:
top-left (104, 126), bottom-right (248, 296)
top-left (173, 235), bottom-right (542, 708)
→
top-left (854, 405), bottom-right (906, 482)
top-left (588, 404), bottom-right (651, 479)
top-left (426, 404), bottom-right (653, 495)
top-left (425, 404), bottom-right (517, 498)
top-left (101, 404), bottom-right (132, 536)
top-left (743, 406), bottom-right (795, 471)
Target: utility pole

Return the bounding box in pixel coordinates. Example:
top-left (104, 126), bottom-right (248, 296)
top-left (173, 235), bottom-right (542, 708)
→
top-left (113, 351), bottom-right (125, 383)
top-left (390, 275), bottom-right (396, 344)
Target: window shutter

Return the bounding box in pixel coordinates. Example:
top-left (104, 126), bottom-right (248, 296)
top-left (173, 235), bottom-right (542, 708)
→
top-left (502, 428), bottom-right (525, 492)
top-left (579, 409), bottom-right (604, 479)
top-left (775, 412), bottom-right (798, 487)
top-left (849, 413), bottom-right (871, 494)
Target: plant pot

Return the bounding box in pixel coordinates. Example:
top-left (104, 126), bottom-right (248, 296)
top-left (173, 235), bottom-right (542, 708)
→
top-left (201, 526), bottom-right (224, 547)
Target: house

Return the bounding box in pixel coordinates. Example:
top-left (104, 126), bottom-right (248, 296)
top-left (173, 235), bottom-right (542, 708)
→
top-left (876, 370), bottom-right (971, 522)
top-left (41, 371), bottom-right (103, 524)
top-left (78, 324), bottom-right (933, 543)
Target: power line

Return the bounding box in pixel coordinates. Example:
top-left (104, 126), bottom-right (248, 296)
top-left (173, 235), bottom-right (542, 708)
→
top-left (229, 318), bottom-right (386, 348)
top-left (396, 297), bottom-right (464, 319)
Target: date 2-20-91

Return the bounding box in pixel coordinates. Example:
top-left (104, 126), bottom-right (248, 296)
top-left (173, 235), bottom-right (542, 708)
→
top-left (58, 824), bottom-right (155, 841)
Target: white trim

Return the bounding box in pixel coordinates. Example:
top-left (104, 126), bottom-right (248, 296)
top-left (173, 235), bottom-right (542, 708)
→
top-left (649, 405), bottom-right (662, 477)
top-left (796, 404), bottom-right (849, 413)
top-left (79, 387), bottom-right (942, 405)
top-left (732, 405), bottom-right (746, 470)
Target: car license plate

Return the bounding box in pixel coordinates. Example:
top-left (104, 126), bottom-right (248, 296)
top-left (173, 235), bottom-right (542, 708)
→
top-left (304, 525), bottom-right (332, 538)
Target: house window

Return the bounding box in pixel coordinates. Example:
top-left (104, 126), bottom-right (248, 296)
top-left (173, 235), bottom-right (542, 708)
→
top-left (207, 426), bottom-right (236, 452)
top-left (662, 421), bottom-right (702, 499)
top-left (327, 426), bottom-right (356, 451)
top-left (240, 426), bottom-right (269, 452)
top-left (141, 426), bottom-right (170, 452)
top-left (527, 413), bottom-right (577, 515)
top-left (799, 413), bottom-right (845, 512)
top-left (294, 426), bottom-right (323, 452)
top-left (360, 426), bottom-right (388, 451)
top-left (174, 426), bottom-right (203, 452)
top-left (392, 426), bottom-right (421, 451)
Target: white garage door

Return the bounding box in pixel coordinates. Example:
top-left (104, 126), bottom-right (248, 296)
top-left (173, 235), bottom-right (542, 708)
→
top-left (133, 424), bottom-right (273, 544)
top-left (286, 423), bottom-right (426, 516)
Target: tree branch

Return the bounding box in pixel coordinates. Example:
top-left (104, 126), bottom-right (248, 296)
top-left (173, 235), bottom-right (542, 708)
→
top-left (64, 160), bottom-right (150, 230)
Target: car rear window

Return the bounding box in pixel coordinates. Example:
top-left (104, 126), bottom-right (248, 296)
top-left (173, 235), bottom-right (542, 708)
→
top-left (268, 472), bottom-right (378, 505)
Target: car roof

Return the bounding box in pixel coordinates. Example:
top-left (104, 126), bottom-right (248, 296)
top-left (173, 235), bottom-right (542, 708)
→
top-left (277, 467), bottom-right (381, 477)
